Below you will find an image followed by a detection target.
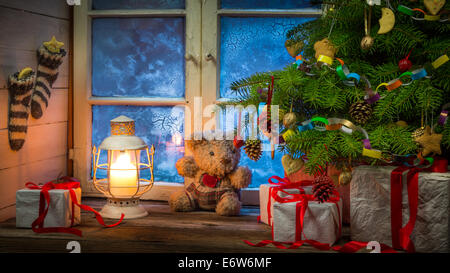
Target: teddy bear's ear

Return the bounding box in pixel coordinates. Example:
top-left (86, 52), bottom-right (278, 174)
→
top-left (186, 139), bottom-right (208, 151)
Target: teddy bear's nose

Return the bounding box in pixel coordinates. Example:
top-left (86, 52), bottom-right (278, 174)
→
top-left (221, 158), bottom-right (231, 164)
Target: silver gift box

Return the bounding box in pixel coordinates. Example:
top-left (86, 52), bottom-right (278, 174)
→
top-left (272, 198), bottom-right (342, 245)
top-left (350, 165), bottom-right (450, 253)
top-left (16, 187), bottom-right (81, 228)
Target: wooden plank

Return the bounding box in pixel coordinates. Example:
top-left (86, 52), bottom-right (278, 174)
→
top-left (0, 48), bottom-right (69, 90)
top-left (0, 7), bottom-right (70, 52)
top-left (0, 6), bottom-right (70, 89)
top-left (0, 0), bottom-right (70, 20)
top-left (0, 204), bottom-right (15, 223)
top-left (0, 122), bottom-right (68, 171)
top-left (0, 155), bottom-right (67, 216)
top-left (0, 199), bottom-right (353, 253)
top-left (0, 89), bottom-right (68, 130)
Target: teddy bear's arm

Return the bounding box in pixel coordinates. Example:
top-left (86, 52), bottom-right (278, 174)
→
top-left (228, 166), bottom-right (252, 189)
top-left (175, 156), bottom-right (199, 178)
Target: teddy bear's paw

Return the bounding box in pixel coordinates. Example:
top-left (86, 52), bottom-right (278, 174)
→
top-left (169, 190), bottom-right (195, 212)
top-left (216, 192), bottom-right (241, 216)
top-left (175, 156), bottom-right (199, 178)
top-left (229, 166), bottom-right (252, 189)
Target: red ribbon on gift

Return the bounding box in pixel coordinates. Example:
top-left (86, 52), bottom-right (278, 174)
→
top-left (260, 176), bottom-right (314, 225)
top-left (390, 157), bottom-right (448, 252)
top-left (25, 177), bottom-right (124, 237)
top-left (246, 189), bottom-right (400, 253)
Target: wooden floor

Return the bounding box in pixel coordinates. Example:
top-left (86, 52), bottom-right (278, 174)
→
top-left (0, 198), bottom-right (352, 253)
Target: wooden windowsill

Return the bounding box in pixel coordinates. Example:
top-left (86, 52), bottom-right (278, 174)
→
top-left (0, 198), bottom-right (351, 253)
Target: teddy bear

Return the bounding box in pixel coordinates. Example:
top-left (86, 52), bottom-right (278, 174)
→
top-left (169, 135), bottom-right (252, 216)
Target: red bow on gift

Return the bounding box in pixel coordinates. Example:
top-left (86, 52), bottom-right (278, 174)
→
top-left (26, 177), bottom-right (124, 237)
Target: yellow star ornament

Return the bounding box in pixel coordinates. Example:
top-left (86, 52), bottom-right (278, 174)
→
top-left (415, 126), bottom-right (443, 157)
top-left (43, 36), bottom-right (64, 53)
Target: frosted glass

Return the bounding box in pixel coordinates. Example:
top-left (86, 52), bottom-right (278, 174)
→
top-left (92, 18), bottom-right (185, 98)
top-left (92, 0), bottom-right (185, 10)
top-left (219, 107), bottom-right (285, 188)
top-left (219, 16), bottom-right (315, 98)
top-left (92, 105), bottom-right (185, 183)
top-left (221, 0), bottom-right (319, 9)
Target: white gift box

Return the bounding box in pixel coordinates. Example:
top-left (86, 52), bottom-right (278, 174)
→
top-left (272, 198), bottom-right (342, 245)
top-left (16, 187), bottom-right (81, 228)
top-left (259, 183), bottom-right (313, 226)
top-left (350, 165), bottom-right (450, 253)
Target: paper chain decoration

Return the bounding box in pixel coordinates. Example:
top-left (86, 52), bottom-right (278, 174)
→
top-left (282, 117), bottom-right (435, 168)
top-left (294, 52), bottom-right (449, 106)
top-left (397, 5), bottom-right (449, 22)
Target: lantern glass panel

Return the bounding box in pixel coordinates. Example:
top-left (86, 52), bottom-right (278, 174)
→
top-left (108, 150), bottom-right (140, 198)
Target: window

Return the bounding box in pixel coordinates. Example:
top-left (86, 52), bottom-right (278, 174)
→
top-left (74, 1), bottom-right (321, 203)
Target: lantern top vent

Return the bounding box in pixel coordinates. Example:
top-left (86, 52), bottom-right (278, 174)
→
top-left (99, 115), bottom-right (147, 150)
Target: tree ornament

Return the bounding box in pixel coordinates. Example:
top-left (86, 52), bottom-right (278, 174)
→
top-left (424, 0), bottom-right (446, 15)
top-left (395, 120), bottom-right (408, 128)
top-left (281, 154), bottom-right (305, 175)
top-left (285, 39), bottom-right (304, 58)
top-left (361, 5), bottom-right (374, 50)
top-left (412, 126), bottom-right (425, 140)
top-left (233, 135), bottom-right (244, 149)
top-left (398, 49), bottom-right (413, 72)
top-left (313, 38), bottom-right (336, 62)
top-left (414, 126), bottom-right (443, 156)
top-left (338, 169), bottom-right (353, 186)
top-left (349, 101), bottom-right (373, 124)
top-left (283, 112), bottom-right (298, 129)
top-left (7, 68), bottom-right (36, 151)
top-left (244, 139), bottom-right (262, 161)
top-left (378, 8), bottom-right (395, 34)
top-left (313, 175), bottom-right (336, 203)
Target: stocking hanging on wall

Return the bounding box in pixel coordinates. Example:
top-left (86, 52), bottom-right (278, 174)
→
top-left (7, 68), bottom-right (35, 151)
top-left (31, 36), bottom-right (66, 119)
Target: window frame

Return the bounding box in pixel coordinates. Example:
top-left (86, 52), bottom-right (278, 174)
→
top-left (73, 0), bottom-right (201, 200)
top-left (73, 0), bottom-right (322, 205)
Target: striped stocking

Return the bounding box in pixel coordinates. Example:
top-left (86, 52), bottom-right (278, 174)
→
top-left (31, 44), bottom-right (66, 119)
top-left (7, 70), bottom-right (35, 151)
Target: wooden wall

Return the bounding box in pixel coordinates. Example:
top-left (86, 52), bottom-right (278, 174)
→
top-left (0, 0), bottom-right (71, 221)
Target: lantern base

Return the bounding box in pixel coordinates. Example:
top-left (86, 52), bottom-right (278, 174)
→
top-left (100, 198), bottom-right (148, 219)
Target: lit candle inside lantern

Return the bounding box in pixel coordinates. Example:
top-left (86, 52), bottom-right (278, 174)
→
top-left (109, 151), bottom-right (138, 197)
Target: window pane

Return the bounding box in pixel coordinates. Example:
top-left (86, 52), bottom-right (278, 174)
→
top-left (92, 18), bottom-right (185, 98)
top-left (219, 107), bottom-right (284, 188)
top-left (92, 105), bottom-right (185, 183)
top-left (219, 16), bottom-right (315, 98)
top-left (92, 0), bottom-right (185, 10)
top-left (220, 0), bottom-right (319, 9)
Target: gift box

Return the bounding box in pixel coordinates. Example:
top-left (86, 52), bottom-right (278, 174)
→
top-left (287, 165), bottom-right (351, 224)
top-left (259, 176), bottom-right (313, 226)
top-left (350, 164), bottom-right (450, 253)
top-left (16, 185), bottom-right (81, 228)
top-left (272, 194), bottom-right (342, 245)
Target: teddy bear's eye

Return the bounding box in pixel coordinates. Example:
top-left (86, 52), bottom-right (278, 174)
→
top-left (209, 151), bottom-right (214, 156)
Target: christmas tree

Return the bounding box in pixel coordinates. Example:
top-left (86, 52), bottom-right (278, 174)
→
top-left (228, 0), bottom-right (450, 175)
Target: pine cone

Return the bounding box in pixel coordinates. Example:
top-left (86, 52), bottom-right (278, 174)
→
top-left (313, 175), bottom-right (336, 203)
top-left (244, 139), bottom-right (262, 161)
top-left (349, 101), bottom-right (373, 124)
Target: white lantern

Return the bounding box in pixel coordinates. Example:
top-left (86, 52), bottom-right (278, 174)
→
top-left (92, 115), bottom-right (155, 219)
